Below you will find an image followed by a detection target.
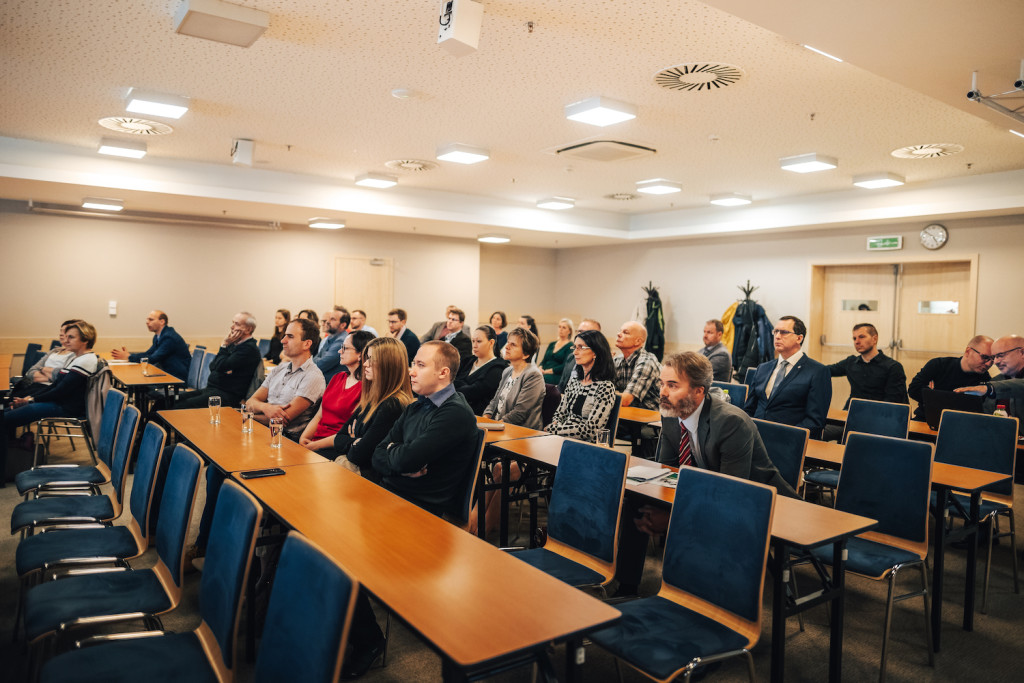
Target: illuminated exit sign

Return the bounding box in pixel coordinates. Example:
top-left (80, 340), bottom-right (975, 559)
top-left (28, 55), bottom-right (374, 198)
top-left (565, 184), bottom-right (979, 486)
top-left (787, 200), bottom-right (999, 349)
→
top-left (867, 235), bottom-right (903, 251)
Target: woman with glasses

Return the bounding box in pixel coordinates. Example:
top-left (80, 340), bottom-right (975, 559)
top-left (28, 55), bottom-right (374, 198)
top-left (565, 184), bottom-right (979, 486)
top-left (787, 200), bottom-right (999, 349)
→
top-left (299, 330), bottom-right (375, 454)
top-left (455, 325), bottom-right (508, 415)
top-left (546, 329), bottom-right (617, 443)
top-left (335, 336), bottom-right (414, 481)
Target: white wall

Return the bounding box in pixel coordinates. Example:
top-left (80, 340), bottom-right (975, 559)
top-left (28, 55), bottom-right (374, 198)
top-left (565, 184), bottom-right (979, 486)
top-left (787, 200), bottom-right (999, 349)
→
top-left (478, 243), bottom-right (559, 338)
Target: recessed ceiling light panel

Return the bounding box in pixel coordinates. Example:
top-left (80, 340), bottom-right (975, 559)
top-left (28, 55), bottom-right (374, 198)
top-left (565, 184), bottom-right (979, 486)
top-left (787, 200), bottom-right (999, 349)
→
top-left (779, 153), bottom-right (838, 173)
top-left (97, 137), bottom-right (147, 159)
top-left (436, 143), bottom-right (490, 165)
top-left (174, 0), bottom-right (269, 48)
top-left (536, 197), bottom-right (575, 210)
top-left (125, 89), bottom-right (190, 120)
top-left (709, 193), bottom-right (752, 206)
top-left (308, 217), bottom-right (345, 230)
top-left (803, 45), bottom-right (843, 62)
top-left (82, 197), bottom-right (124, 211)
top-left (564, 96), bottom-right (637, 127)
top-left (636, 178), bottom-right (682, 195)
top-left (478, 234), bottom-right (510, 244)
top-left (355, 172), bottom-right (398, 188)
top-left (853, 172), bottom-right (905, 189)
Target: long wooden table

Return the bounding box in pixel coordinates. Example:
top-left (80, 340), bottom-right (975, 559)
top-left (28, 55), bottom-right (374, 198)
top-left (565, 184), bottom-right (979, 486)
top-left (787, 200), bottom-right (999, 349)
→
top-left (476, 416), bottom-right (550, 444)
top-left (494, 434), bottom-right (876, 683)
top-left (0, 352), bottom-right (12, 392)
top-left (109, 362), bottom-right (184, 423)
top-left (805, 439), bottom-right (1011, 651)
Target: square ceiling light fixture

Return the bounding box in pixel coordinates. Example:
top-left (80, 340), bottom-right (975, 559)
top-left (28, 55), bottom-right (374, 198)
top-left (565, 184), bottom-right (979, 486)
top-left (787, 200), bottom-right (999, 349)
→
top-left (478, 234), bottom-right (510, 244)
top-left (709, 192), bottom-right (752, 207)
top-left (779, 153), bottom-right (838, 173)
top-left (536, 197), bottom-right (575, 210)
top-left (82, 197), bottom-right (124, 211)
top-left (125, 88), bottom-right (190, 119)
top-left (98, 137), bottom-right (147, 159)
top-left (636, 178), bottom-right (682, 195)
top-left (853, 172), bottom-right (905, 189)
top-left (355, 172), bottom-right (398, 188)
top-left (436, 143), bottom-right (490, 165)
top-left (564, 96), bottom-right (637, 127)
top-left (174, 0), bottom-right (269, 47)
top-left (308, 217), bottom-right (345, 230)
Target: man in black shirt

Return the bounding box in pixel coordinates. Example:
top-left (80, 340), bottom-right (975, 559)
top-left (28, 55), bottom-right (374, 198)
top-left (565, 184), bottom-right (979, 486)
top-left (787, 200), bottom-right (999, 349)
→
top-left (908, 335), bottom-right (994, 421)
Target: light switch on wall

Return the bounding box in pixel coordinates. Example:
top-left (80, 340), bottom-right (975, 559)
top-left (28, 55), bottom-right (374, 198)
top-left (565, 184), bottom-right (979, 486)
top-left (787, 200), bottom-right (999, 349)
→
top-left (108, 300), bottom-right (117, 316)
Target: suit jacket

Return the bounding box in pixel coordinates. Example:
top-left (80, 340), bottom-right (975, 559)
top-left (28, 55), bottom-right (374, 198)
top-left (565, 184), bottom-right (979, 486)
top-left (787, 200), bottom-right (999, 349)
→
top-left (744, 354), bottom-right (831, 439)
top-left (314, 331), bottom-right (347, 384)
top-left (657, 395), bottom-right (798, 498)
top-left (128, 326), bottom-right (190, 380)
top-left (420, 320), bottom-right (447, 343)
top-left (399, 328), bottom-right (420, 362)
top-left (445, 330), bottom-right (473, 365)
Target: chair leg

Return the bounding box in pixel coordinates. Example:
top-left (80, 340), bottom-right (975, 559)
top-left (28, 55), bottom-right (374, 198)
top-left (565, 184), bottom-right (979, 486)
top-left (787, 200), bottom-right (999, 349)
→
top-left (381, 610), bottom-right (391, 667)
top-left (743, 649), bottom-right (756, 683)
top-left (787, 568), bottom-right (805, 632)
top-left (920, 560), bottom-right (934, 667)
top-left (1010, 512), bottom-right (1019, 594)
top-left (983, 515), bottom-right (995, 614)
top-left (879, 568), bottom-right (898, 683)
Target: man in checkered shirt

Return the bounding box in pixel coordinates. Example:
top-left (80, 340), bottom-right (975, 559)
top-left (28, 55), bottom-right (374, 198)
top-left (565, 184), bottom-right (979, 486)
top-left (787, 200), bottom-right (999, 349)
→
top-left (614, 321), bottom-right (662, 458)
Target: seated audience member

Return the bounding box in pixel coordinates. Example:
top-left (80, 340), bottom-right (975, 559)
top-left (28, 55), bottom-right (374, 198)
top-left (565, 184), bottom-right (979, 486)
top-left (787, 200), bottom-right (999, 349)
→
top-left (440, 307), bottom-right (472, 364)
top-left (420, 304), bottom-right (458, 342)
top-left (296, 309), bottom-right (322, 355)
top-left (490, 310), bottom-right (508, 354)
top-left (558, 318), bottom-right (601, 391)
top-left (172, 312), bottom-right (262, 409)
top-left (700, 318), bottom-right (732, 382)
top-left (346, 340), bottom-right (479, 677)
top-left (334, 337), bottom-right (414, 481)
top-left (264, 308), bottom-right (290, 363)
top-left (546, 329), bottom-right (617, 443)
top-left (518, 314), bottom-right (540, 340)
top-left (10, 320), bottom-right (78, 398)
top-left (613, 320), bottom-right (662, 458)
top-left (386, 307), bottom-right (420, 361)
top-left (455, 325), bottom-right (508, 415)
top-left (908, 335), bottom-right (994, 421)
top-left (111, 309), bottom-right (190, 380)
top-left (958, 334), bottom-right (1024, 418)
top-left (541, 318), bottom-right (574, 384)
top-left (312, 308), bottom-right (351, 384)
top-left (1, 321), bottom-right (99, 479)
top-left (349, 309), bottom-right (378, 336)
top-left (300, 330), bottom-right (375, 454)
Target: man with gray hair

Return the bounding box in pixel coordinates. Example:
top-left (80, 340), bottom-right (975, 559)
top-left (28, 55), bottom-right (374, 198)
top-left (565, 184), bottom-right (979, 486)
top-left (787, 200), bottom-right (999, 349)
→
top-left (701, 319), bottom-right (732, 382)
top-left (170, 311), bottom-right (262, 409)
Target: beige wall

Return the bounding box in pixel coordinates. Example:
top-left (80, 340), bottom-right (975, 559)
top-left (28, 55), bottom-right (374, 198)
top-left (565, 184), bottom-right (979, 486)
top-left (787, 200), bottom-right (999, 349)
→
top-left (478, 244), bottom-right (560, 340)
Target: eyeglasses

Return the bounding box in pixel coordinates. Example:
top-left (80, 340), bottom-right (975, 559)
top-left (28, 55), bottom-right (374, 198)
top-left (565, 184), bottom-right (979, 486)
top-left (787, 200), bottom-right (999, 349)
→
top-left (992, 347), bottom-right (1024, 362)
top-left (572, 344), bottom-right (591, 352)
top-left (968, 347), bottom-right (994, 362)
top-left (771, 329), bottom-right (795, 337)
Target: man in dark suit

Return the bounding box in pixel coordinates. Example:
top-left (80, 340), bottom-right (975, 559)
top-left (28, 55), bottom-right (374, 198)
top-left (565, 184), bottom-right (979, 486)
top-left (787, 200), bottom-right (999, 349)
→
top-left (439, 307), bottom-right (472, 365)
top-left (387, 307), bottom-right (420, 362)
top-left (110, 309), bottom-right (190, 379)
top-left (744, 315), bottom-right (831, 439)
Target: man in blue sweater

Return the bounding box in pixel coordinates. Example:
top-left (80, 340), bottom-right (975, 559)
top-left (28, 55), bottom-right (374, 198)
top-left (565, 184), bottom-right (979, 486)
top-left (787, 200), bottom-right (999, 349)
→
top-left (111, 309), bottom-right (190, 380)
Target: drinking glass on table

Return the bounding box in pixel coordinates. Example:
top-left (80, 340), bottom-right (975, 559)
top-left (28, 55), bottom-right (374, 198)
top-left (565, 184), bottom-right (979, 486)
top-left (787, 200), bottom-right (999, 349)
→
top-left (595, 428), bottom-right (611, 446)
top-left (240, 402), bottom-right (253, 433)
top-left (140, 357), bottom-right (149, 376)
top-left (208, 396), bottom-right (222, 425)
top-left (269, 417), bottom-right (283, 449)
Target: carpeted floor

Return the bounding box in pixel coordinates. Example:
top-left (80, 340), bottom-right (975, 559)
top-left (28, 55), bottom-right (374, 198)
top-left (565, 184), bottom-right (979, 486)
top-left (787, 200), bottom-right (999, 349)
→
top-left (2, 436), bottom-right (1023, 682)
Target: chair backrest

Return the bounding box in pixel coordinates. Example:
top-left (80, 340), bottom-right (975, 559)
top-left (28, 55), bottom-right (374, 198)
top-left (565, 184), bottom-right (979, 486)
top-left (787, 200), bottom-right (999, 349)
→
top-left (154, 445), bottom-right (203, 590)
top-left (934, 410), bottom-right (1018, 498)
top-left (95, 387), bottom-right (126, 467)
top-left (246, 357), bottom-right (266, 400)
top-left (127, 422), bottom-right (168, 543)
top-left (662, 467), bottom-right (775, 640)
top-left (200, 480), bottom-right (263, 676)
top-left (604, 393), bottom-right (622, 446)
top-left (549, 440), bottom-right (629, 566)
top-left (186, 348), bottom-right (205, 389)
top-left (542, 383), bottom-right (561, 426)
top-left (753, 418), bottom-right (808, 492)
top-left (258, 338), bottom-right (271, 356)
top-left (49, 339), bottom-right (61, 350)
top-left (198, 352), bottom-right (215, 390)
top-left (21, 342), bottom-right (43, 375)
top-left (842, 398), bottom-right (909, 444)
top-left (108, 404), bottom-right (140, 507)
top-left (712, 381), bottom-right (748, 408)
top-left (454, 428), bottom-right (488, 526)
top-left (744, 367), bottom-right (756, 386)
top-left (837, 433), bottom-right (933, 551)
top-left (254, 533), bottom-right (358, 683)
top-left (84, 361), bottom-right (113, 446)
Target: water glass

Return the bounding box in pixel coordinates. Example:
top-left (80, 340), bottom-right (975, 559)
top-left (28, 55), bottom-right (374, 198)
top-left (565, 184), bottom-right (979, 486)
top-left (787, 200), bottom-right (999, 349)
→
top-left (595, 428), bottom-right (611, 446)
top-left (140, 357), bottom-right (149, 376)
top-left (209, 396), bottom-right (222, 425)
top-left (240, 402), bottom-right (253, 433)
top-left (270, 417), bottom-right (283, 449)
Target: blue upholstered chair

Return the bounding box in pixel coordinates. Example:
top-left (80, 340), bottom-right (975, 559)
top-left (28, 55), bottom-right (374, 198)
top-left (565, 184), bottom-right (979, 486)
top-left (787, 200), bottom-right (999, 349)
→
top-left (510, 440), bottom-right (629, 593)
top-left (185, 348), bottom-right (205, 390)
top-left (21, 445), bottom-right (205, 656)
top-left (12, 405), bottom-right (144, 538)
top-left (743, 366), bottom-right (756, 386)
top-left (752, 418), bottom-right (808, 494)
top-left (808, 432), bottom-right (934, 682)
top-left (197, 352), bottom-right (215, 390)
top-left (38, 481), bottom-right (266, 683)
top-left (15, 389), bottom-right (127, 497)
top-left (20, 342), bottom-right (44, 376)
top-left (605, 394), bottom-right (623, 447)
top-left (932, 410), bottom-right (1019, 613)
top-left (589, 467), bottom-right (776, 682)
top-left (804, 398), bottom-right (910, 499)
top-left (712, 381), bottom-right (748, 409)
top-left (257, 338), bottom-right (271, 357)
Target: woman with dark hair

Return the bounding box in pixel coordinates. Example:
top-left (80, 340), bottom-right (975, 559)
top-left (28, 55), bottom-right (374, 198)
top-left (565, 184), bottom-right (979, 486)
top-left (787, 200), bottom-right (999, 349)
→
top-left (299, 330), bottom-right (375, 454)
top-left (489, 311), bottom-right (508, 353)
top-left (518, 314), bottom-right (540, 361)
top-left (264, 309), bottom-right (290, 363)
top-left (545, 329), bottom-right (617, 443)
top-left (540, 318), bottom-right (574, 385)
top-left (455, 325), bottom-right (508, 415)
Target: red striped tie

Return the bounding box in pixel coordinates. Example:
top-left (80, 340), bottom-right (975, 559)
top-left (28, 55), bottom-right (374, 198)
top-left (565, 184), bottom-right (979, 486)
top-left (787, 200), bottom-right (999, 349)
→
top-left (678, 426), bottom-right (694, 467)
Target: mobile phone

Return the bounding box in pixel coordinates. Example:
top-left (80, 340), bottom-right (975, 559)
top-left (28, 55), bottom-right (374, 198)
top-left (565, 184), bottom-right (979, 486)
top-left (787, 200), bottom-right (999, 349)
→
top-left (239, 468), bottom-right (286, 479)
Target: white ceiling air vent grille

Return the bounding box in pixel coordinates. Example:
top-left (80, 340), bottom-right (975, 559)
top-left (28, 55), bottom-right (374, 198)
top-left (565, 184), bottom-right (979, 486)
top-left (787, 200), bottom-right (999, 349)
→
top-left (551, 140), bottom-right (656, 162)
top-left (384, 159), bottom-right (438, 172)
top-left (891, 143), bottom-right (964, 159)
top-left (98, 117), bottom-right (174, 135)
top-left (655, 63), bottom-right (744, 92)
top-left (604, 193), bottom-right (641, 201)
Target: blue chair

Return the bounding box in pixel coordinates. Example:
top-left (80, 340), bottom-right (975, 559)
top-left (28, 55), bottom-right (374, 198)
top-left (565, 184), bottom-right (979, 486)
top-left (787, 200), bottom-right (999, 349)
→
top-left (752, 418), bottom-right (808, 494)
top-left (712, 381), bottom-right (748, 408)
top-left (20, 343), bottom-right (43, 376)
top-left (933, 410), bottom-right (1019, 613)
top-left (21, 445), bottom-right (205, 652)
top-left (15, 389), bottom-right (127, 497)
top-left (185, 348), bottom-right (205, 390)
top-left (39, 481), bottom-right (264, 683)
top-left (510, 440), bottom-right (629, 592)
top-left (454, 428), bottom-right (488, 529)
top-left (808, 433), bottom-right (934, 681)
top-left (605, 393), bottom-right (622, 446)
top-left (743, 366), bottom-right (756, 386)
top-left (804, 398), bottom-right (910, 498)
top-left (589, 467), bottom-right (776, 682)
top-left (197, 352), bottom-right (214, 390)
top-left (258, 338), bottom-right (271, 357)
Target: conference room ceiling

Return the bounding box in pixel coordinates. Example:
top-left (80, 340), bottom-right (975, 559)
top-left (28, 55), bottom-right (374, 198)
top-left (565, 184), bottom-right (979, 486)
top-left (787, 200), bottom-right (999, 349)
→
top-left (2, 0), bottom-right (1023, 248)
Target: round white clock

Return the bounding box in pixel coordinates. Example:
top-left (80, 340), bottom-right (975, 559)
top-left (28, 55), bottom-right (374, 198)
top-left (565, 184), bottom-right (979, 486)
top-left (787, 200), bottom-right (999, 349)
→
top-left (920, 223), bottom-right (948, 250)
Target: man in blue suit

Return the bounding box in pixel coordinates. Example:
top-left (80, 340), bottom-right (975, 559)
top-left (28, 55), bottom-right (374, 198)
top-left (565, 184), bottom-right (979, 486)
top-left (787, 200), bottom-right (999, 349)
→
top-left (312, 307), bottom-right (350, 383)
top-left (744, 315), bottom-right (831, 439)
top-left (110, 309), bottom-right (190, 380)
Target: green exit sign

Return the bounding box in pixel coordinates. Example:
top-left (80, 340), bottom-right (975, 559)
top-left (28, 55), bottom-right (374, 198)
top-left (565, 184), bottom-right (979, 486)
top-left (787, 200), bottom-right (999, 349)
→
top-left (867, 235), bottom-right (903, 251)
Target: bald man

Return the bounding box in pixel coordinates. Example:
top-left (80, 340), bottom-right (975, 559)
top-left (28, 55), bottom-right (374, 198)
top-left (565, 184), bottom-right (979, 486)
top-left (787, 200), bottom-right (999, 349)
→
top-left (111, 309), bottom-right (190, 380)
top-left (614, 321), bottom-right (662, 458)
top-left (958, 335), bottom-right (1024, 419)
top-left (908, 334), bottom-right (994, 421)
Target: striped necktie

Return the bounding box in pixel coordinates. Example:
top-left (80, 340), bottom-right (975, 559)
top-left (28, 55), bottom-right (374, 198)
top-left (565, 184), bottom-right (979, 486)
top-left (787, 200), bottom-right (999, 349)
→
top-left (678, 425), bottom-right (694, 467)
top-left (768, 359), bottom-right (789, 398)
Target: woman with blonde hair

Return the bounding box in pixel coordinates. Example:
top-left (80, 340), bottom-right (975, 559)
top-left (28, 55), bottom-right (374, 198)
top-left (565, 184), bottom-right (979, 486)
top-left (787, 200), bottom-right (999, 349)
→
top-left (540, 318), bottom-right (574, 384)
top-left (335, 336), bottom-right (414, 482)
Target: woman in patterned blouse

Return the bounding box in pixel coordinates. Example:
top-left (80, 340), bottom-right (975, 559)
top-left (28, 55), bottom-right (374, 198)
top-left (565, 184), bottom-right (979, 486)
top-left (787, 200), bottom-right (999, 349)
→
top-left (545, 329), bottom-right (617, 443)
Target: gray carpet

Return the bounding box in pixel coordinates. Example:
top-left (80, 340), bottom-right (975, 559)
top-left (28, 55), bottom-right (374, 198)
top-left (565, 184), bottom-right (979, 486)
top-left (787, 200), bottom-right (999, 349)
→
top-left (2, 437), bottom-right (1022, 682)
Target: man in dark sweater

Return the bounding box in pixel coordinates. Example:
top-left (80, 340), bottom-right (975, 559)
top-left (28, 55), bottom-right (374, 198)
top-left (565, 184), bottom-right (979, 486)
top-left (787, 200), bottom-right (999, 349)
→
top-left (908, 335), bottom-right (993, 421)
top-left (174, 312), bottom-right (262, 408)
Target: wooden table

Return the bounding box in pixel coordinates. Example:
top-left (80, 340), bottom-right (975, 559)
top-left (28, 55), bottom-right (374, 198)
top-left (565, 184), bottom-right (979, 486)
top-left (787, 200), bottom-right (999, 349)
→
top-left (804, 438), bottom-right (1011, 651)
top-left (616, 406), bottom-right (660, 426)
top-left (235, 461), bottom-right (621, 681)
top-left (494, 434), bottom-right (876, 683)
top-left (0, 352), bottom-right (12, 392)
top-left (108, 362), bottom-right (184, 423)
top-left (476, 416), bottom-right (549, 444)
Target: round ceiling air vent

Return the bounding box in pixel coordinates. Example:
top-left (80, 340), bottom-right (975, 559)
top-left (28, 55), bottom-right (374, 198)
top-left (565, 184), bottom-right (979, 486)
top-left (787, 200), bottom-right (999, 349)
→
top-left (604, 193), bottom-right (640, 201)
top-left (891, 143), bottom-right (964, 159)
top-left (98, 117), bottom-right (173, 135)
top-left (654, 63), bottom-right (744, 92)
top-left (385, 159), bottom-right (438, 172)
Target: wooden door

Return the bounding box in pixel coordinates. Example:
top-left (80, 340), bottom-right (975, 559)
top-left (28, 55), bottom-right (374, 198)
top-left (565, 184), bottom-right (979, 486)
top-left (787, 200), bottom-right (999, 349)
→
top-left (334, 256), bottom-right (394, 334)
